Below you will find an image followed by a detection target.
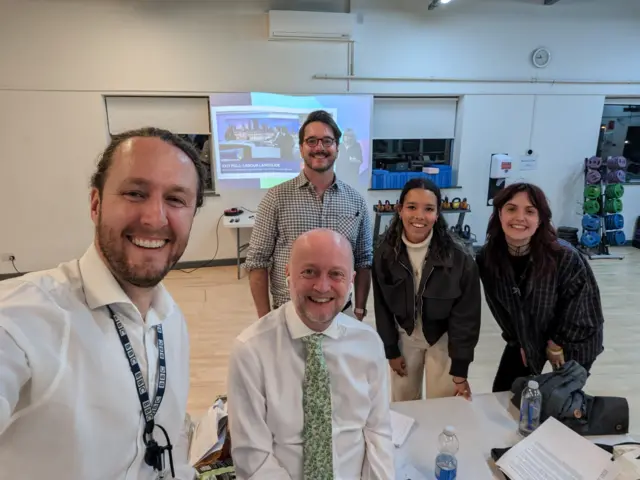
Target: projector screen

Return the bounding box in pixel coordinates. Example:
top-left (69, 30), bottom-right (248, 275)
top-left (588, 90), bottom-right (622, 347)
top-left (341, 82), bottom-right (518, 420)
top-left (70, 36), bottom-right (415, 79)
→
top-left (209, 92), bottom-right (373, 191)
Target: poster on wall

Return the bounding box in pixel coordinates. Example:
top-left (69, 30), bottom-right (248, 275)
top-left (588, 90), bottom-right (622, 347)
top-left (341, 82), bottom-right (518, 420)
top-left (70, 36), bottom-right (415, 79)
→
top-left (520, 154), bottom-right (538, 171)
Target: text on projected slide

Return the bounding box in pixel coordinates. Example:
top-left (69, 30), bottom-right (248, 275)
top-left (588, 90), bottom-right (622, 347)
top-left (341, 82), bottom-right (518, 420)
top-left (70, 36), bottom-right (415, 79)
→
top-left (209, 92), bottom-right (373, 191)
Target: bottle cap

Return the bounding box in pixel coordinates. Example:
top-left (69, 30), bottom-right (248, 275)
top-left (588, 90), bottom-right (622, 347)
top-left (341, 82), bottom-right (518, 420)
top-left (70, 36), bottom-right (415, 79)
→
top-left (528, 380), bottom-right (539, 389)
top-left (444, 426), bottom-right (456, 436)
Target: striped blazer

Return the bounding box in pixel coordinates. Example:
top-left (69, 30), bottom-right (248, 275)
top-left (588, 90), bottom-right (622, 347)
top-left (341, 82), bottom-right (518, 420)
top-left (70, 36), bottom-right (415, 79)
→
top-left (475, 240), bottom-right (605, 375)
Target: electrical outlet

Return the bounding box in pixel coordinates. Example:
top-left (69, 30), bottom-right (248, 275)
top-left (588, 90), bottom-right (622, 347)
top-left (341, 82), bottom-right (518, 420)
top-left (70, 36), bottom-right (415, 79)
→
top-left (1, 253), bottom-right (15, 262)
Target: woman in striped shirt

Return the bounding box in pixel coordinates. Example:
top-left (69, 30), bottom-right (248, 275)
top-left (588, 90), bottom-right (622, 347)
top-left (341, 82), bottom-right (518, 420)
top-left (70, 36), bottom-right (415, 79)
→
top-left (476, 182), bottom-right (604, 392)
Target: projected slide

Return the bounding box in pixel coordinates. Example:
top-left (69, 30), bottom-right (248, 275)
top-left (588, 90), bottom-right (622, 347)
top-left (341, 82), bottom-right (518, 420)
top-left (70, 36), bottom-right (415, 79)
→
top-left (209, 92), bottom-right (373, 191)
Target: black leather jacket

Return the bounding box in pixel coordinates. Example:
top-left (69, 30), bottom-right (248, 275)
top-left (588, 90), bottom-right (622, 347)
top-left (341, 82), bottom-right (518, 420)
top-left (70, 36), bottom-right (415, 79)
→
top-left (372, 238), bottom-right (482, 378)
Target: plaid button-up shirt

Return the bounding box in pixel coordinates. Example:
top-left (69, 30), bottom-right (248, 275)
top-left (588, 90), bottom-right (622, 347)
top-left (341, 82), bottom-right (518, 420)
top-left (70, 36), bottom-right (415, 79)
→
top-left (476, 240), bottom-right (605, 375)
top-left (244, 172), bottom-right (373, 308)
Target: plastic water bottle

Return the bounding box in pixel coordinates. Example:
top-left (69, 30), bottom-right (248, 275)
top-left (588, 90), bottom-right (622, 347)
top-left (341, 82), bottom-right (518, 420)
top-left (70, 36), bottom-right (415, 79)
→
top-left (518, 380), bottom-right (542, 437)
top-left (435, 426), bottom-right (458, 480)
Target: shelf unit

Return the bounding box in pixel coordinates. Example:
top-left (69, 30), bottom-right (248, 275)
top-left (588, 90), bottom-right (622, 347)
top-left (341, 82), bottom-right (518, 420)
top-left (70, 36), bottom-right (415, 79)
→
top-left (372, 208), bottom-right (472, 251)
top-left (368, 185), bottom-right (462, 192)
top-left (580, 156), bottom-right (625, 260)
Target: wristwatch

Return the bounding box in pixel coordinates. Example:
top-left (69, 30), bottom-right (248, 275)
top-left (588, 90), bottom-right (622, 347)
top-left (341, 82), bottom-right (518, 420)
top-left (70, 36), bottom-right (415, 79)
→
top-left (354, 308), bottom-right (367, 317)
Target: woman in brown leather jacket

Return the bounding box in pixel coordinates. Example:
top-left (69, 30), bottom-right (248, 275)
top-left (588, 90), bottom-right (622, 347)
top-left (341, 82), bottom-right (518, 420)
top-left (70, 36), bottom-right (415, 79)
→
top-left (372, 178), bottom-right (482, 401)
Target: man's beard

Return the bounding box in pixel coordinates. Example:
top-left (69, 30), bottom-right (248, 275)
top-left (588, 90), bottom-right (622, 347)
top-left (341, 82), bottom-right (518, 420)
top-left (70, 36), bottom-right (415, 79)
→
top-left (96, 214), bottom-right (180, 289)
top-left (304, 152), bottom-right (336, 173)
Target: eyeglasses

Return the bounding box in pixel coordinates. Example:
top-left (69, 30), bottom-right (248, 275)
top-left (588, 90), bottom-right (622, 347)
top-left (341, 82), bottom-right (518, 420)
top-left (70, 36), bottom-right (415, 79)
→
top-left (304, 137), bottom-right (336, 148)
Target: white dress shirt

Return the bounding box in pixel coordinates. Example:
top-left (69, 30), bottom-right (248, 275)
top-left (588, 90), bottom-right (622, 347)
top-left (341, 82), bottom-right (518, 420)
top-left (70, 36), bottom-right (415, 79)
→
top-left (227, 302), bottom-right (394, 480)
top-left (0, 244), bottom-right (195, 480)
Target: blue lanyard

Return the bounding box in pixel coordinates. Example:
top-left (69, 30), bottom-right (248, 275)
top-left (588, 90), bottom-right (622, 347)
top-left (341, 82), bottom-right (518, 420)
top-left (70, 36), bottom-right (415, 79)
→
top-left (107, 305), bottom-right (166, 430)
top-left (107, 306), bottom-right (174, 477)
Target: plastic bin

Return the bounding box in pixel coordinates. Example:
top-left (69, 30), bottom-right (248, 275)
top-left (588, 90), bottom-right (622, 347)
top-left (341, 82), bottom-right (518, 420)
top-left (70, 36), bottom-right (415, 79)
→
top-left (371, 169), bottom-right (387, 190)
top-left (370, 166), bottom-right (453, 190)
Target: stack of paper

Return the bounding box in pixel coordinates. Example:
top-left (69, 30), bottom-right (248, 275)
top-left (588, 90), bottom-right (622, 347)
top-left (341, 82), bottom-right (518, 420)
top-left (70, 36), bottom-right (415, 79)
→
top-left (390, 410), bottom-right (416, 448)
top-left (496, 417), bottom-right (619, 480)
top-left (610, 445), bottom-right (640, 479)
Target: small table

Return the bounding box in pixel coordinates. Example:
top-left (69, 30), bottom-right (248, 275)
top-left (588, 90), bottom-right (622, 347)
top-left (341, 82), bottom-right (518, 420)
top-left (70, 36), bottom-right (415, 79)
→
top-left (222, 212), bottom-right (255, 279)
top-left (392, 392), bottom-right (636, 479)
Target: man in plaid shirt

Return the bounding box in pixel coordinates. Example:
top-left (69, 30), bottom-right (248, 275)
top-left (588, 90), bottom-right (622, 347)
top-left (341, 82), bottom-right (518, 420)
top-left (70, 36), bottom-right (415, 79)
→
top-left (243, 110), bottom-right (373, 321)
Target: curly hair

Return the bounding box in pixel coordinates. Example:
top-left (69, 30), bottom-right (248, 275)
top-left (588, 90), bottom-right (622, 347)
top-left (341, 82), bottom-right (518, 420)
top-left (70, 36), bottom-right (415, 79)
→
top-left (383, 177), bottom-right (456, 261)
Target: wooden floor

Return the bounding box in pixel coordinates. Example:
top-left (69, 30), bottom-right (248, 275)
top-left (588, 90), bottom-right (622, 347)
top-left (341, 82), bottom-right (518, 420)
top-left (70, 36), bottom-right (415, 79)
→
top-left (164, 246), bottom-right (640, 432)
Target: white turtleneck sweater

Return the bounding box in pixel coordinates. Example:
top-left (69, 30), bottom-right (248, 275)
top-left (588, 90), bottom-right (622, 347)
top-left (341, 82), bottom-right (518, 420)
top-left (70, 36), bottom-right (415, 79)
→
top-left (401, 230), bottom-right (433, 330)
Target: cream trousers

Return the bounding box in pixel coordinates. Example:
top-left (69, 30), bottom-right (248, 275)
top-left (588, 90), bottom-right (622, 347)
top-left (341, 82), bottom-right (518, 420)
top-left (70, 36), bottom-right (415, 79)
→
top-left (391, 324), bottom-right (455, 402)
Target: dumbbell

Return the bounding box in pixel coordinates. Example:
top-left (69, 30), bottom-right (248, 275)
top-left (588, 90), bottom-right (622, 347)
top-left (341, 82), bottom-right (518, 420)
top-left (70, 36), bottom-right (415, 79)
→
top-left (580, 231), bottom-right (601, 249)
top-left (583, 199), bottom-right (600, 215)
top-left (605, 198), bottom-right (623, 214)
top-left (605, 183), bottom-right (624, 199)
top-left (606, 230), bottom-right (626, 246)
top-left (604, 214), bottom-right (624, 231)
top-left (581, 214), bottom-right (600, 231)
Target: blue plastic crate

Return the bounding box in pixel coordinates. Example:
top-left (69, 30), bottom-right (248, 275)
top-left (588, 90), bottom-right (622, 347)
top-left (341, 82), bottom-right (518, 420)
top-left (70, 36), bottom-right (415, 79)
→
top-left (423, 165), bottom-right (453, 188)
top-left (370, 166), bottom-right (454, 190)
top-left (371, 169), bottom-right (387, 190)
top-left (434, 165), bottom-right (452, 188)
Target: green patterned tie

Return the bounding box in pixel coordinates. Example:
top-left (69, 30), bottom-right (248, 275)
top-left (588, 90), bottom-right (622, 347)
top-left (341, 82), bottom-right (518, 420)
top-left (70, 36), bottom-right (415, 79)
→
top-left (301, 333), bottom-right (334, 480)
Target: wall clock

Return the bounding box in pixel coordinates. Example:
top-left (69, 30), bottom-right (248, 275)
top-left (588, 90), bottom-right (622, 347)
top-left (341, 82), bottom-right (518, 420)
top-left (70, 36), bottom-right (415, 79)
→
top-left (532, 47), bottom-right (551, 68)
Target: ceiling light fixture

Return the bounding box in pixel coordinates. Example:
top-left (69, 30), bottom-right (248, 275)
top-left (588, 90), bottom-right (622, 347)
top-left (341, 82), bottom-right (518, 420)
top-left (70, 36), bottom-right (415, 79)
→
top-left (428, 0), bottom-right (453, 10)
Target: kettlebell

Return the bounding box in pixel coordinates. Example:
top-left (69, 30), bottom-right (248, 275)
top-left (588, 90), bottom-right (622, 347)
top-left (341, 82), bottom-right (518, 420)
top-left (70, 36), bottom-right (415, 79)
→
top-left (375, 200), bottom-right (383, 213)
top-left (384, 200), bottom-right (392, 212)
top-left (442, 196), bottom-right (451, 209)
top-left (460, 198), bottom-right (468, 210)
top-left (451, 197), bottom-right (462, 210)
top-left (462, 225), bottom-right (472, 240)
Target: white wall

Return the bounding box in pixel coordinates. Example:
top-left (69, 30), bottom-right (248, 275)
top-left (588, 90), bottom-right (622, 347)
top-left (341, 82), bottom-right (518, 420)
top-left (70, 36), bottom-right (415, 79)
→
top-left (1, 0), bottom-right (639, 274)
top-left (623, 188), bottom-right (640, 241)
top-left (348, 0), bottom-right (640, 96)
top-left (0, 91), bottom-right (109, 272)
